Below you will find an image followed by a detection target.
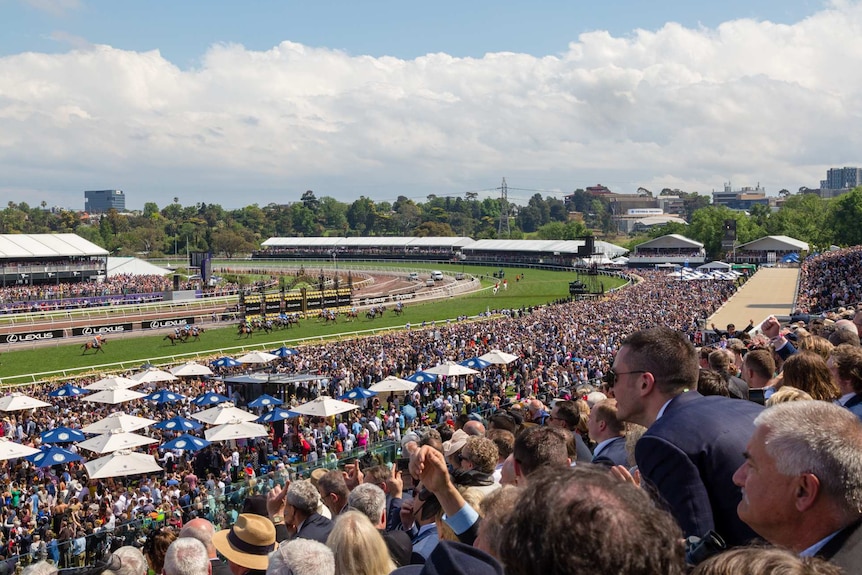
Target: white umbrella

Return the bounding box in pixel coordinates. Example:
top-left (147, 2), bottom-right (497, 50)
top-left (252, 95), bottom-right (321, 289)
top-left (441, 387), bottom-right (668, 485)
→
top-left (0, 437), bottom-right (40, 461)
top-left (205, 420), bottom-right (269, 442)
top-left (290, 396), bottom-right (359, 417)
top-left (85, 450), bottom-right (163, 479)
top-left (81, 413), bottom-right (157, 434)
top-left (368, 376), bottom-right (417, 394)
top-left (131, 369), bottom-right (178, 384)
top-left (0, 393), bottom-right (52, 412)
top-left (423, 361), bottom-right (479, 377)
top-left (169, 362), bottom-right (214, 377)
top-left (83, 388), bottom-right (146, 405)
top-left (84, 376), bottom-right (139, 391)
top-left (236, 351), bottom-right (280, 364)
top-left (78, 430), bottom-right (158, 454)
top-left (479, 350), bottom-right (519, 365)
top-left (191, 402), bottom-right (258, 425)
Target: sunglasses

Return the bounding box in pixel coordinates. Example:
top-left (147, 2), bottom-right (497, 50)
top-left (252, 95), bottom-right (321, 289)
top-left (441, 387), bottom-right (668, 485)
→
top-left (603, 368), bottom-right (647, 388)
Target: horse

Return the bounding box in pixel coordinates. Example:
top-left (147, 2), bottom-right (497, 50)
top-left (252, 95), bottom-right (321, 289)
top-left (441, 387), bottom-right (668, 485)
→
top-left (81, 339), bottom-right (107, 354)
top-left (237, 323), bottom-right (253, 338)
top-left (393, 302), bottom-right (404, 316)
top-left (344, 309), bottom-right (359, 322)
top-left (187, 326), bottom-right (204, 341)
top-left (318, 309), bottom-right (337, 324)
top-left (163, 332), bottom-right (186, 346)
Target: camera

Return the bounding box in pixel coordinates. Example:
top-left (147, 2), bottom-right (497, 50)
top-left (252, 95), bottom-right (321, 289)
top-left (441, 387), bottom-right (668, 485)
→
top-left (685, 530), bottom-right (726, 565)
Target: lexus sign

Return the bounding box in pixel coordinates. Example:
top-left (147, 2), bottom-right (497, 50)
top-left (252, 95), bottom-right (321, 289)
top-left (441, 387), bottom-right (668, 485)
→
top-left (4, 329), bottom-right (65, 344)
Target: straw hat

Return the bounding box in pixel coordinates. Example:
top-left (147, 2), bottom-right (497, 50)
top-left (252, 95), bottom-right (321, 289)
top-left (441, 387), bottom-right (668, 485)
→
top-left (212, 513), bottom-right (277, 570)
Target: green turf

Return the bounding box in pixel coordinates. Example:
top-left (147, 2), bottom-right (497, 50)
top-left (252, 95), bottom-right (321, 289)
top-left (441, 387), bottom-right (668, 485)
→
top-left (0, 264), bottom-right (626, 386)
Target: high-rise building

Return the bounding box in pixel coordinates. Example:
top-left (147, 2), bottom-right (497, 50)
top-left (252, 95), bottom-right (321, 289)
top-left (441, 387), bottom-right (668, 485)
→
top-left (84, 190), bottom-right (126, 213)
top-left (712, 182), bottom-right (768, 210)
top-left (820, 167), bottom-right (862, 191)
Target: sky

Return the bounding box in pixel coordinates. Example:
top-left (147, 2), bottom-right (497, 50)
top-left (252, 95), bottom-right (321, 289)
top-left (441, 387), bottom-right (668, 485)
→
top-left (1, 0), bottom-right (861, 211)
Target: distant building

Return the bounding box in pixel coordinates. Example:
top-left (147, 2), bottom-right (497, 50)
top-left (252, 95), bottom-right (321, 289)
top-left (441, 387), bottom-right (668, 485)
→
top-left (84, 189), bottom-right (125, 213)
top-left (712, 183), bottom-right (768, 210)
top-left (817, 167), bottom-right (861, 199)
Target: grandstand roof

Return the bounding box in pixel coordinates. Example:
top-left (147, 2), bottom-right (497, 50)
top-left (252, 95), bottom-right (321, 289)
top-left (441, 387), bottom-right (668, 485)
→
top-left (107, 257), bottom-right (172, 277)
top-left (261, 236), bottom-right (473, 249)
top-left (736, 235), bottom-right (809, 252)
top-left (0, 233), bottom-right (108, 259)
top-left (461, 239), bottom-right (628, 257)
top-left (634, 234), bottom-right (703, 251)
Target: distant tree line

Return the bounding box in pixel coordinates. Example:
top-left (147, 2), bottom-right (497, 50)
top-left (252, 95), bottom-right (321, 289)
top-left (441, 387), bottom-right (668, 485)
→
top-left (1, 186), bottom-right (860, 259)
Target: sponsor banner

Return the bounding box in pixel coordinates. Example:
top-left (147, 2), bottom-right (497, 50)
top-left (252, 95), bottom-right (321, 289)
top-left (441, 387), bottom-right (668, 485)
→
top-left (359, 296), bottom-right (388, 306)
top-left (264, 300), bottom-right (281, 314)
top-left (306, 290), bottom-right (322, 310)
top-left (143, 317), bottom-right (196, 330)
top-left (4, 329), bottom-right (65, 344)
top-left (284, 297), bottom-right (302, 312)
top-left (337, 293), bottom-right (352, 306)
top-left (244, 302), bottom-right (262, 316)
top-left (393, 293), bottom-right (416, 301)
top-left (72, 323), bottom-right (133, 337)
top-left (323, 292), bottom-right (339, 307)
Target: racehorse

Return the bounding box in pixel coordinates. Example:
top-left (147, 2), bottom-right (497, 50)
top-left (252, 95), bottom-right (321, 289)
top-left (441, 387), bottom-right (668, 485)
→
top-left (237, 323), bottom-right (253, 338)
top-left (344, 309), bottom-right (359, 322)
top-left (318, 309), bottom-right (337, 324)
top-left (163, 332), bottom-right (186, 345)
top-left (186, 326), bottom-right (204, 341)
top-left (81, 339), bottom-right (107, 354)
top-left (393, 302), bottom-right (404, 316)
top-left (366, 305), bottom-right (386, 320)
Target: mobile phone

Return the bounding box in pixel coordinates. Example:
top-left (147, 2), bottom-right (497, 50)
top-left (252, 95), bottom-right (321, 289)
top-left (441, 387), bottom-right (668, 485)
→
top-left (396, 458), bottom-right (411, 472)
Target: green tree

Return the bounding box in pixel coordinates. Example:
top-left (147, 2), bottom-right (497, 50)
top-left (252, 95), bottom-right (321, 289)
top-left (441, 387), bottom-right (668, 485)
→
top-left (769, 193), bottom-right (831, 247)
top-left (346, 197), bottom-right (377, 235)
top-left (825, 187), bottom-right (862, 246)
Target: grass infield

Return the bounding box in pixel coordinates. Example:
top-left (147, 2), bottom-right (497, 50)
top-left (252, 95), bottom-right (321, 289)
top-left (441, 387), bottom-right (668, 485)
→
top-left (0, 264), bottom-right (626, 384)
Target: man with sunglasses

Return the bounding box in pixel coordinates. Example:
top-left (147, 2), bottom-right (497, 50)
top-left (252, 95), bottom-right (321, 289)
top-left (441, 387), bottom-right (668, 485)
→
top-left (608, 326), bottom-right (762, 548)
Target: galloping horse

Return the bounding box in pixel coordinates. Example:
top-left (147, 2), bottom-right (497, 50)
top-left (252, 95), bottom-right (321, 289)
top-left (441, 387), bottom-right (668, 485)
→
top-left (344, 309), bottom-right (359, 322)
top-left (318, 309), bottom-right (337, 324)
top-left (81, 339), bottom-right (107, 354)
top-left (393, 302), bottom-right (405, 316)
top-left (237, 323), bottom-right (253, 338)
top-left (187, 326), bottom-right (204, 341)
top-left (366, 305), bottom-right (386, 320)
top-left (163, 332), bottom-right (186, 345)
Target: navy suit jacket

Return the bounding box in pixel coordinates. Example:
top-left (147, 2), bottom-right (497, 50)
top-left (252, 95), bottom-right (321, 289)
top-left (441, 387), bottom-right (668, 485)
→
top-left (591, 436), bottom-right (628, 467)
top-left (635, 391), bottom-right (762, 547)
top-left (844, 393), bottom-right (862, 422)
top-left (818, 519), bottom-right (862, 573)
top-left (294, 513), bottom-right (333, 545)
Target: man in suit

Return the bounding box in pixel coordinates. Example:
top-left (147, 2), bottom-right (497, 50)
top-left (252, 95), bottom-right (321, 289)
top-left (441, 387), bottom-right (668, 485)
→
top-left (828, 344), bottom-right (862, 420)
top-left (610, 326), bottom-right (762, 546)
top-left (179, 518), bottom-right (232, 575)
top-left (587, 398), bottom-right (628, 467)
top-left (285, 480), bottom-right (333, 544)
top-left (732, 401), bottom-right (862, 573)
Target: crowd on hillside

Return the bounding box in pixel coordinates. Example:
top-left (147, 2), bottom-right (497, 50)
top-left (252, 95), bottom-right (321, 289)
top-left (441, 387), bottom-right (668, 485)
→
top-left (796, 245), bottom-right (862, 313)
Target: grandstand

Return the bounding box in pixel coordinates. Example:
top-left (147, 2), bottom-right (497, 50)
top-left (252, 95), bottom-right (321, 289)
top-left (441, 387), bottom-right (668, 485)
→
top-left (255, 236), bottom-right (628, 268)
top-left (0, 233), bottom-right (108, 286)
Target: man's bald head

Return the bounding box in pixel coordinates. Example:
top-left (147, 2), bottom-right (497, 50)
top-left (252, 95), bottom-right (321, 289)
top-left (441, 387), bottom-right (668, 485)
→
top-left (178, 518), bottom-right (216, 557)
top-left (462, 420), bottom-right (486, 436)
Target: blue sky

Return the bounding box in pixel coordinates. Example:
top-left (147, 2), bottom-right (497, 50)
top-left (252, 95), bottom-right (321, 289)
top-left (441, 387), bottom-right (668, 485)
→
top-left (2, 0), bottom-right (859, 210)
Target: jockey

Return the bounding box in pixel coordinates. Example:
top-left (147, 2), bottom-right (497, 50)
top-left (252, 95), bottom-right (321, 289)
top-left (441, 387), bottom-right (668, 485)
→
top-left (92, 334), bottom-right (103, 347)
top-left (174, 327), bottom-right (181, 337)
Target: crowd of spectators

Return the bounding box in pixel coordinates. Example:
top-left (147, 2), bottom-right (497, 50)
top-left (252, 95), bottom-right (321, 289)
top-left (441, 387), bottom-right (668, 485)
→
top-left (4, 259), bottom-right (862, 575)
top-left (796, 245), bottom-right (862, 313)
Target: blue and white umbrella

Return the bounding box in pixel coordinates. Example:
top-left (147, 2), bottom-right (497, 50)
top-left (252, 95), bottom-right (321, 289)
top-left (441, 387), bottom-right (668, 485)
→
top-left (161, 434), bottom-right (211, 453)
top-left (459, 357), bottom-right (492, 370)
top-left (406, 371), bottom-right (436, 384)
top-left (256, 409), bottom-right (298, 424)
top-left (248, 394), bottom-right (283, 408)
top-left (48, 383), bottom-right (89, 398)
top-left (153, 416), bottom-right (202, 432)
top-left (191, 392), bottom-right (230, 406)
top-left (338, 387), bottom-right (377, 401)
top-left (211, 357), bottom-right (241, 368)
top-left (27, 445), bottom-right (83, 468)
top-left (144, 390), bottom-right (187, 404)
top-left (271, 346), bottom-right (300, 358)
top-left (41, 427), bottom-right (86, 444)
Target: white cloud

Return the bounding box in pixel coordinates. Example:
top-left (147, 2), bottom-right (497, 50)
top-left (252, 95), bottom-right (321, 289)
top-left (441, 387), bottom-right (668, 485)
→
top-left (2, 2), bottom-right (862, 209)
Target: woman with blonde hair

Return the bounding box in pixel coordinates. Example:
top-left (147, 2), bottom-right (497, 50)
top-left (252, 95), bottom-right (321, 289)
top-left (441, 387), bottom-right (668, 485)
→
top-left (326, 510), bottom-right (395, 575)
top-left (796, 335), bottom-right (833, 360)
top-left (765, 386), bottom-right (813, 407)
